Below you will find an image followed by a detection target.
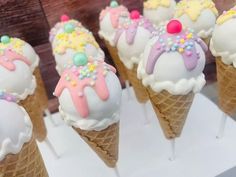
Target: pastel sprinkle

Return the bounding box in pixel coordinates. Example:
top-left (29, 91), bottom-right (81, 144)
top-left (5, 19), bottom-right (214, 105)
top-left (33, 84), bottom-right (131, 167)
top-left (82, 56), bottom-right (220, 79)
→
top-left (110, 0), bottom-right (119, 8)
top-left (64, 23), bottom-right (75, 33)
top-left (179, 48), bottom-right (184, 53)
top-left (1, 35), bottom-right (10, 44)
top-left (73, 52), bottom-right (88, 66)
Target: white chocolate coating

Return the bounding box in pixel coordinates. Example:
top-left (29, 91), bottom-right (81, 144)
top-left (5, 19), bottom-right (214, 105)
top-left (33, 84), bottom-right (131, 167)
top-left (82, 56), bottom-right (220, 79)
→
top-left (0, 61), bottom-right (36, 100)
top-left (0, 100), bottom-right (32, 161)
top-left (143, 0), bottom-right (176, 26)
top-left (58, 72), bottom-right (122, 131)
top-left (138, 36), bottom-right (206, 95)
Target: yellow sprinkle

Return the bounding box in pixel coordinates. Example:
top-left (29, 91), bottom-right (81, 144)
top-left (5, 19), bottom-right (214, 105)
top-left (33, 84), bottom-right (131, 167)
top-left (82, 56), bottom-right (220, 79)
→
top-left (186, 33), bottom-right (193, 39)
top-left (175, 0), bottom-right (218, 21)
top-left (217, 8), bottom-right (236, 25)
top-left (144, 0), bottom-right (171, 9)
top-left (54, 29), bottom-right (99, 55)
top-left (180, 39), bottom-right (185, 44)
top-left (179, 48), bottom-right (184, 53)
top-left (71, 80), bottom-right (77, 87)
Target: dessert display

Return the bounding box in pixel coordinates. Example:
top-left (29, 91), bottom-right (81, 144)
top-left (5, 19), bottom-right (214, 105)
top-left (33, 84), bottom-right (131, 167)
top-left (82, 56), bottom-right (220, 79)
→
top-left (114, 10), bottom-right (156, 103)
top-left (54, 54), bottom-right (122, 167)
top-left (51, 16), bottom-right (104, 75)
top-left (210, 6), bottom-right (236, 117)
top-left (98, 0), bottom-right (130, 82)
top-left (175, 0), bottom-right (218, 44)
top-left (138, 20), bottom-right (207, 139)
top-left (0, 35), bottom-right (48, 114)
top-left (0, 46), bottom-right (47, 141)
top-left (143, 0), bottom-right (176, 26)
top-left (2, 1), bottom-right (236, 176)
top-left (0, 94), bottom-right (48, 177)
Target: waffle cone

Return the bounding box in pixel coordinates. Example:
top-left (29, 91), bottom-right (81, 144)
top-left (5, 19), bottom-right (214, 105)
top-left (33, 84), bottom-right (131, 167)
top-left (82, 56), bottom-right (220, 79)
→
top-left (73, 123), bottom-right (119, 168)
top-left (147, 87), bottom-right (194, 139)
top-left (216, 58), bottom-right (236, 117)
top-left (104, 40), bottom-right (128, 81)
top-left (126, 65), bottom-right (149, 103)
top-left (19, 94), bottom-right (47, 142)
top-left (34, 67), bottom-right (48, 112)
top-left (0, 136), bottom-right (48, 177)
top-left (203, 37), bottom-right (210, 46)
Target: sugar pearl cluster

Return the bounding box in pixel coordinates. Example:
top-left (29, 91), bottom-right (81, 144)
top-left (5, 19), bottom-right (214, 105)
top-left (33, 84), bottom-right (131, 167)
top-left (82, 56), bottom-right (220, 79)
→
top-left (64, 60), bottom-right (110, 89)
top-left (0, 36), bottom-right (24, 55)
top-left (158, 25), bottom-right (197, 55)
top-left (0, 91), bottom-right (17, 102)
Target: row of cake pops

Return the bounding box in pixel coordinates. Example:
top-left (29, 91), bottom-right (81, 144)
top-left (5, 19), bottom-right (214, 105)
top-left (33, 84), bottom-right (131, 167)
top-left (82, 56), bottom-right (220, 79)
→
top-left (98, 0), bottom-right (236, 160)
top-left (0, 35), bottom-right (51, 175)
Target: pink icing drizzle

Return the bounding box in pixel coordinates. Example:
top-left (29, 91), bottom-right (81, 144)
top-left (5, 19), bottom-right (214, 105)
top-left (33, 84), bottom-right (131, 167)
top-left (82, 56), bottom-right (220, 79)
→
top-left (54, 61), bottom-right (116, 118)
top-left (145, 28), bottom-right (208, 74)
top-left (100, 5), bottom-right (128, 28)
top-left (0, 49), bottom-right (31, 71)
top-left (114, 17), bottom-right (156, 45)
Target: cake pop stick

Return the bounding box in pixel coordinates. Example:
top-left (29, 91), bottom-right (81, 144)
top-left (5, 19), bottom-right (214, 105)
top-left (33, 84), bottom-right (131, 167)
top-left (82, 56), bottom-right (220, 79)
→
top-left (142, 103), bottom-right (150, 125)
top-left (125, 80), bottom-right (132, 100)
top-left (113, 166), bottom-right (121, 177)
top-left (169, 139), bottom-right (176, 161)
top-left (138, 20), bottom-right (208, 159)
top-left (44, 108), bottom-right (59, 127)
top-left (216, 112), bottom-right (227, 139)
top-left (44, 137), bottom-right (60, 159)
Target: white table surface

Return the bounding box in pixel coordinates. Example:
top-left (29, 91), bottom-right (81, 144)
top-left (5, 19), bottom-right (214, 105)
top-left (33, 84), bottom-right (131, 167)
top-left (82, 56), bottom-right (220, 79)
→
top-left (38, 88), bottom-right (236, 177)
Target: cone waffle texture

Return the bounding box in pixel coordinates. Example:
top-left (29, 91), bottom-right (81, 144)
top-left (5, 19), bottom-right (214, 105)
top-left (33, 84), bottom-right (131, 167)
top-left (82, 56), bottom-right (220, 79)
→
top-left (19, 94), bottom-right (47, 142)
top-left (73, 123), bottom-right (119, 168)
top-left (0, 136), bottom-right (48, 177)
top-left (203, 37), bottom-right (210, 46)
top-left (126, 65), bottom-right (149, 103)
top-left (104, 40), bottom-right (128, 81)
top-left (34, 67), bottom-right (48, 112)
top-left (147, 87), bottom-right (194, 139)
top-left (216, 58), bottom-right (236, 117)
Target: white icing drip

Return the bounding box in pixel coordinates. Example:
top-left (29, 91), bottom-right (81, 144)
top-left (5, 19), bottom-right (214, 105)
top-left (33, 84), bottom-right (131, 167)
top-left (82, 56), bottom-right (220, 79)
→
top-left (13, 76), bottom-right (36, 101)
top-left (138, 60), bottom-right (206, 95)
top-left (30, 54), bottom-right (40, 72)
top-left (118, 51), bottom-right (141, 70)
top-left (59, 106), bottom-right (120, 131)
top-left (197, 27), bottom-right (213, 39)
top-left (0, 106), bottom-right (32, 161)
top-left (98, 30), bottom-right (116, 46)
top-left (210, 39), bottom-right (236, 68)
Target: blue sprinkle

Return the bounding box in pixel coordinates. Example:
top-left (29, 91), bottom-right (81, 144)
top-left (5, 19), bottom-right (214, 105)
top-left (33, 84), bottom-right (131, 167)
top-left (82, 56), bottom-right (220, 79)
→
top-left (171, 47), bottom-right (176, 51)
top-left (174, 43), bottom-right (178, 48)
top-left (186, 46), bottom-right (192, 50)
top-left (159, 38), bottom-right (164, 43)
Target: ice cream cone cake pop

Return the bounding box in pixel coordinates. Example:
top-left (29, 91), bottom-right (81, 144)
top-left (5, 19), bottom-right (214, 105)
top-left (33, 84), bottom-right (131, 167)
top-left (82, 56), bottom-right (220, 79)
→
top-left (143, 0), bottom-right (176, 26)
top-left (0, 35), bottom-right (48, 114)
top-left (138, 20), bottom-right (208, 139)
top-left (98, 0), bottom-right (130, 82)
top-left (0, 47), bottom-right (47, 141)
top-left (175, 0), bottom-right (218, 43)
top-left (49, 14), bottom-right (85, 43)
top-left (54, 54), bottom-right (122, 168)
top-left (114, 10), bottom-right (157, 103)
top-left (210, 6), bottom-right (236, 117)
top-left (0, 95), bottom-right (48, 177)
